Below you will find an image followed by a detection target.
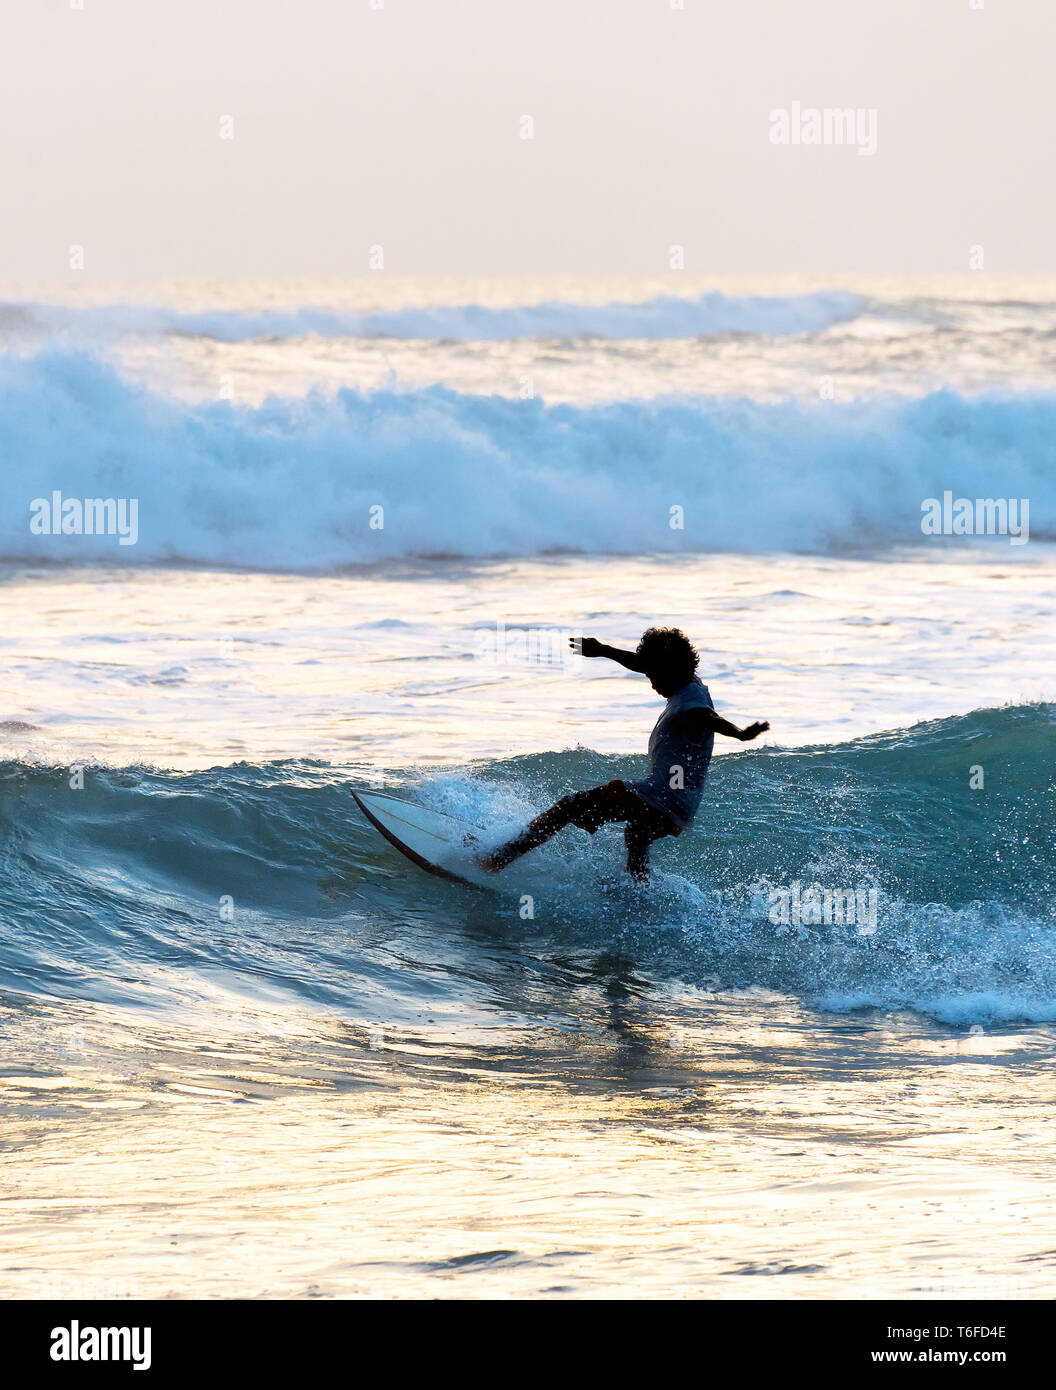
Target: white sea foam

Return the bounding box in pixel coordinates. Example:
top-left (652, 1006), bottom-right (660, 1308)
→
top-left (2, 351), bottom-right (1052, 569)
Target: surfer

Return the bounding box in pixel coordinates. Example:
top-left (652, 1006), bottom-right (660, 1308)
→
top-left (479, 627), bottom-right (769, 883)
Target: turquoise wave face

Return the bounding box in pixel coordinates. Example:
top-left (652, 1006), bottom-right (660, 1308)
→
top-left (1, 703), bottom-right (1053, 1026)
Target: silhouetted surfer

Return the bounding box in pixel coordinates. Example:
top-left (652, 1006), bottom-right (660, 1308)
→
top-left (479, 627), bottom-right (769, 883)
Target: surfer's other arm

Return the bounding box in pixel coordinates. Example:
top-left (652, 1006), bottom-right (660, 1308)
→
top-left (570, 636), bottom-right (646, 672)
top-left (688, 707), bottom-right (770, 742)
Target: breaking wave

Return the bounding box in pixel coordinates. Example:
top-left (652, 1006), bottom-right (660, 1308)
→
top-left (1, 704), bottom-right (1053, 1026)
top-left (1, 351), bottom-right (1053, 568)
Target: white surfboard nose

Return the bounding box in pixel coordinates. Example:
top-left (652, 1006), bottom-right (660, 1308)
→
top-left (352, 789), bottom-right (495, 890)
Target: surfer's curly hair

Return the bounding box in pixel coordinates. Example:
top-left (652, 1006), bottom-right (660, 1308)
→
top-left (636, 627), bottom-right (699, 686)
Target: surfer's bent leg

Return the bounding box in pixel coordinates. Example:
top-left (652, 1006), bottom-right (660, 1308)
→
top-left (479, 781), bottom-right (681, 876)
top-left (479, 779), bottom-right (634, 872)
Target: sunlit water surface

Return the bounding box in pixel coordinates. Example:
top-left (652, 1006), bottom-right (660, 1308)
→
top-left (2, 553), bottom-right (1054, 1299)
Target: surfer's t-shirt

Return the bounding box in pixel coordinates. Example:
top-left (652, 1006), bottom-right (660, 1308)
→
top-left (626, 677), bottom-right (715, 829)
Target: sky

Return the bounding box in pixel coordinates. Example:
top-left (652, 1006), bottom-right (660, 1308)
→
top-left (1, 0), bottom-right (1053, 278)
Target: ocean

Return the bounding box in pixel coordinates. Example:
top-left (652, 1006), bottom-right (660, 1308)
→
top-left (1, 274), bottom-right (1054, 1299)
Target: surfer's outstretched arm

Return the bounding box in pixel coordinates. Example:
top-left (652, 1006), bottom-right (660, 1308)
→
top-left (570, 636), bottom-right (646, 672)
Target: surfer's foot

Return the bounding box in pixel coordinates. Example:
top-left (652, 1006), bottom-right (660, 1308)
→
top-left (477, 841), bottom-right (523, 874)
top-left (477, 850), bottom-right (509, 874)
top-left (479, 816), bottom-right (562, 873)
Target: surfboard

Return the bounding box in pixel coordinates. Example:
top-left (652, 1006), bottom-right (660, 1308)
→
top-left (351, 789), bottom-right (497, 889)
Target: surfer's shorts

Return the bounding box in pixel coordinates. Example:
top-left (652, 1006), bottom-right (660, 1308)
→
top-left (563, 779), bottom-right (681, 841)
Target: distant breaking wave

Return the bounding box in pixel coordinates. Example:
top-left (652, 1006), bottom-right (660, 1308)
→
top-left (1, 351), bottom-right (1053, 569)
top-left (0, 289), bottom-right (864, 342)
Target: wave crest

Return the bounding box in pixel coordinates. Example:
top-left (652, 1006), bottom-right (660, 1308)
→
top-left (1, 289), bottom-right (863, 342)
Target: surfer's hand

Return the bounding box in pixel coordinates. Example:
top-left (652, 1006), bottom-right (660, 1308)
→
top-left (573, 636), bottom-right (604, 657)
top-left (740, 721), bottom-right (770, 741)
